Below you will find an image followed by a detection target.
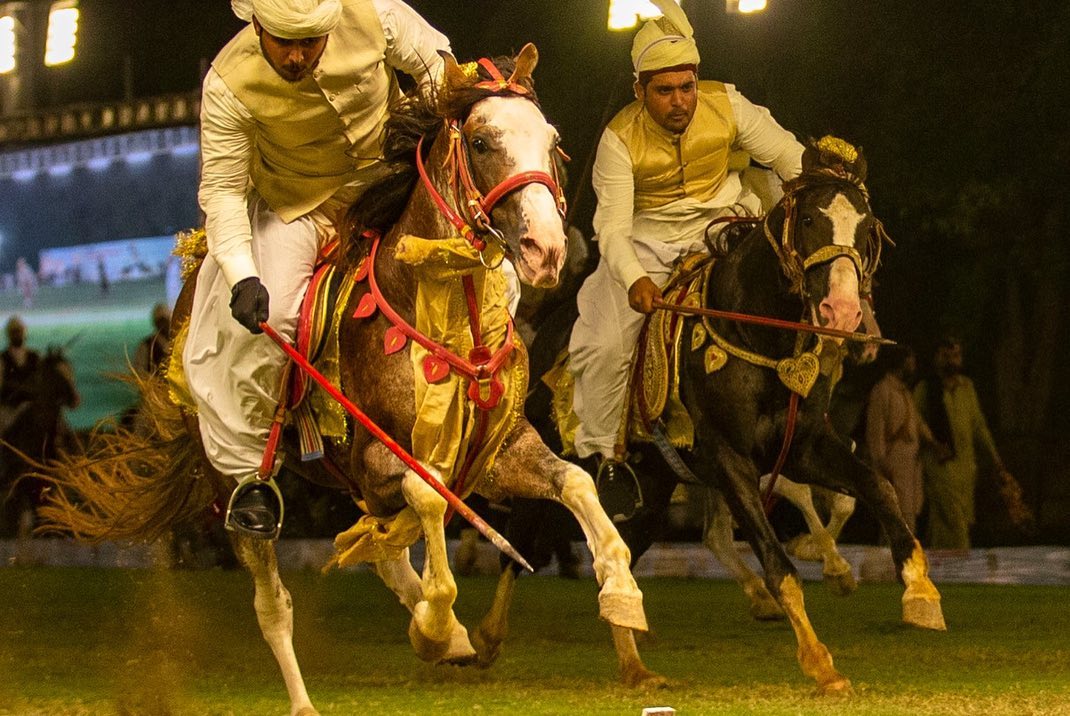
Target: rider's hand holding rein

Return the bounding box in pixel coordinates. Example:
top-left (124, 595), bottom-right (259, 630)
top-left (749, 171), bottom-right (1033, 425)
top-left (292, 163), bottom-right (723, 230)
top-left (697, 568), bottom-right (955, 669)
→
top-left (230, 276), bottom-right (270, 334)
top-left (628, 275), bottom-right (662, 314)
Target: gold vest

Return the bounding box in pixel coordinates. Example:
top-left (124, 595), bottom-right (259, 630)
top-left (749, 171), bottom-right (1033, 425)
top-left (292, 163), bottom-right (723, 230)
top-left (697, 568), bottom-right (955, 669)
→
top-left (607, 81), bottom-right (736, 213)
top-left (212, 0), bottom-right (398, 222)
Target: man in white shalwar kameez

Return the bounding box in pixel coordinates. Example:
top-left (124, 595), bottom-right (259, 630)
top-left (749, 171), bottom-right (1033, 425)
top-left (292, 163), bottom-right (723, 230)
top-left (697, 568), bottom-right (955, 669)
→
top-left (568, 0), bottom-right (804, 521)
top-left (185, 0), bottom-right (450, 536)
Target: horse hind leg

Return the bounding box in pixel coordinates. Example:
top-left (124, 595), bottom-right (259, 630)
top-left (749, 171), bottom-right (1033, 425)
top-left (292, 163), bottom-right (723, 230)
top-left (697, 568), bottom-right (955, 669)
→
top-left (486, 424), bottom-right (663, 687)
top-left (373, 547), bottom-right (476, 665)
top-left (770, 477), bottom-right (857, 596)
top-left (469, 564), bottom-right (518, 668)
top-left (701, 486), bottom-right (784, 620)
top-left (399, 468), bottom-right (470, 663)
top-left (231, 534), bottom-right (318, 716)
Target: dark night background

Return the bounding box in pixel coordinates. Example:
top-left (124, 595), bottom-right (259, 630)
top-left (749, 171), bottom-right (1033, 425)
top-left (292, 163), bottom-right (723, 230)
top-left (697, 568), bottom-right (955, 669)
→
top-left (2, 0), bottom-right (1068, 541)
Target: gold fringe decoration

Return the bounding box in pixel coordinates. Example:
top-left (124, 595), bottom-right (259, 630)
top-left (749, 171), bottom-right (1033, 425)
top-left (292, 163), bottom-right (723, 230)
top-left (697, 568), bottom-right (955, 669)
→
top-left (173, 227), bottom-right (208, 282)
top-left (35, 371), bottom-right (219, 544)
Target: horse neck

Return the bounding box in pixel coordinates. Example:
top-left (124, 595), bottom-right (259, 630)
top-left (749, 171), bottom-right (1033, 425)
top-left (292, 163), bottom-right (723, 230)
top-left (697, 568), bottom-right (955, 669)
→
top-left (707, 223), bottom-right (803, 357)
top-left (374, 132), bottom-right (459, 313)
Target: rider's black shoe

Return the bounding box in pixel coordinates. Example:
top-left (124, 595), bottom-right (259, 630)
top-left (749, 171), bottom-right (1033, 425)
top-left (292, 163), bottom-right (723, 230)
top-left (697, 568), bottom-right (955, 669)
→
top-left (595, 458), bottom-right (643, 524)
top-left (226, 480), bottom-right (282, 539)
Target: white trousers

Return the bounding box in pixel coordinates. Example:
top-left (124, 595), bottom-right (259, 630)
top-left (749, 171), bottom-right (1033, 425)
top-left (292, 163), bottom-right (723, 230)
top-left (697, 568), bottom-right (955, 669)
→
top-left (568, 195), bottom-right (763, 460)
top-left (183, 195), bottom-right (320, 478)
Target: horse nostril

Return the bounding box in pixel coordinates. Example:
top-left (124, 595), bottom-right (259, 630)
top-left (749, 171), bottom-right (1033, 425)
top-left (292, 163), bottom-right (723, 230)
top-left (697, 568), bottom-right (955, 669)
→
top-left (520, 237), bottom-right (543, 260)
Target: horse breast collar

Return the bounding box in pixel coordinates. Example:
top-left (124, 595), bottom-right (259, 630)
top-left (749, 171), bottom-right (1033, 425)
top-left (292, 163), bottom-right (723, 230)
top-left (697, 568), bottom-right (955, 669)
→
top-left (351, 231), bottom-right (516, 411)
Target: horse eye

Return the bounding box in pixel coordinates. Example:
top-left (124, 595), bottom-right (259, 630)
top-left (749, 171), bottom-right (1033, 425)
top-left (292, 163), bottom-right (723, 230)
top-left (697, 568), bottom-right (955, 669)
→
top-left (801, 215), bottom-right (814, 228)
top-left (471, 137), bottom-right (489, 153)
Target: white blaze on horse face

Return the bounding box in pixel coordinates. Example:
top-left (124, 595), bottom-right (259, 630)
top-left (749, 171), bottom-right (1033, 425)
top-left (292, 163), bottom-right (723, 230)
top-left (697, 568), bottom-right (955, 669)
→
top-left (815, 193), bottom-right (863, 334)
top-left (469, 97), bottom-right (566, 287)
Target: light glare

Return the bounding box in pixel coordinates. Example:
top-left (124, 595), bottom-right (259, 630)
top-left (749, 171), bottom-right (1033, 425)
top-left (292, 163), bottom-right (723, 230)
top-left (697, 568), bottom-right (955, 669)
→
top-left (608, 0), bottom-right (679, 31)
top-left (0, 15), bottom-right (15, 74)
top-left (738, 0), bottom-right (767, 13)
top-left (45, 4), bottom-right (79, 67)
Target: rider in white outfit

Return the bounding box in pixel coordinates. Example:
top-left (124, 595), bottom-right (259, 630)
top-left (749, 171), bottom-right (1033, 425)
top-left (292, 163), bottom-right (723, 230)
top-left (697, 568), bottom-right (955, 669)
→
top-left (186, 0), bottom-right (449, 537)
top-left (567, 0), bottom-right (804, 521)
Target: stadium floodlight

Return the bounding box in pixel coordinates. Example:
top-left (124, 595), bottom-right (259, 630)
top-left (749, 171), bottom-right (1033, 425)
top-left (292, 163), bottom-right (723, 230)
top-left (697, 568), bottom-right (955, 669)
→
top-left (0, 14), bottom-right (15, 74)
top-left (45, 0), bottom-right (78, 67)
top-left (607, 0), bottom-right (680, 31)
top-left (726, 0), bottom-right (768, 13)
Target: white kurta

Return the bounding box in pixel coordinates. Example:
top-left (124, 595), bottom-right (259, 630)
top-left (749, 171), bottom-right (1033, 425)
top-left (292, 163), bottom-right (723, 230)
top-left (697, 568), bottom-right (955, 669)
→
top-left (186, 0), bottom-right (449, 477)
top-left (569, 84), bottom-right (804, 460)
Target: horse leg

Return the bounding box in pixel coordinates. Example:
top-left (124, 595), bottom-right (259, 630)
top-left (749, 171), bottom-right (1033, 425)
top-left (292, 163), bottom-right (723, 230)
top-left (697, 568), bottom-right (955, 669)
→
top-left (469, 496), bottom-right (562, 668)
top-left (469, 563), bottom-right (518, 667)
top-left (485, 423), bottom-right (661, 687)
top-left (373, 547), bottom-right (476, 664)
top-left (824, 489), bottom-right (856, 541)
top-left (794, 433), bottom-right (945, 631)
top-left (701, 486), bottom-right (784, 620)
top-left (770, 478), bottom-right (857, 595)
top-left (230, 534), bottom-right (318, 716)
top-left (399, 469), bottom-right (468, 663)
top-left (711, 445), bottom-right (852, 695)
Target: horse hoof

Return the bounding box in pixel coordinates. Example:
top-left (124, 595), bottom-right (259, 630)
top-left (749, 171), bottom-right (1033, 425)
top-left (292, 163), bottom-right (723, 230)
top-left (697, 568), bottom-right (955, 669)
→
top-left (470, 624), bottom-right (503, 668)
top-left (816, 675), bottom-right (854, 697)
top-left (823, 569), bottom-right (858, 596)
top-left (903, 597), bottom-right (947, 631)
top-left (294, 707), bottom-right (320, 716)
top-left (621, 666), bottom-right (669, 689)
top-left (408, 618), bottom-right (451, 663)
top-left (438, 621), bottom-right (478, 666)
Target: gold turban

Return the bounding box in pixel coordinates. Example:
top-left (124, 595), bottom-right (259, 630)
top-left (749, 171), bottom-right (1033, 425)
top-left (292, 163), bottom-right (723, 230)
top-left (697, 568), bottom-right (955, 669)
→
top-left (631, 0), bottom-right (700, 78)
top-left (231, 0), bottom-right (342, 39)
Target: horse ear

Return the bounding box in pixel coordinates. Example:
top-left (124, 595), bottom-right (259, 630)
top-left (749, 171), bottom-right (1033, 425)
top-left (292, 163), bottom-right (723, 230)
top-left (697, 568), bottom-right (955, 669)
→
top-left (508, 43), bottom-right (539, 86)
top-left (438, 49), bottom-right (471, 93)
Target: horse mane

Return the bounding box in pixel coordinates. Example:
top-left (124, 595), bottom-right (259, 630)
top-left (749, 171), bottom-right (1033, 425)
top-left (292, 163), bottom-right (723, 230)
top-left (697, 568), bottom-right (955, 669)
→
top-left (339, 54), bottom-right (537, 270)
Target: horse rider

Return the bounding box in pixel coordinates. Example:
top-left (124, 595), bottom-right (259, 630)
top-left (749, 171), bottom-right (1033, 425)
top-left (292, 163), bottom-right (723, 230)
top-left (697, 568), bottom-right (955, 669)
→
top-left (184, 0), bottom-right (450, 538)
top-left (567, 0), bottom-right (806, 522)
top-left (0, 316), bottom-right (41, 435)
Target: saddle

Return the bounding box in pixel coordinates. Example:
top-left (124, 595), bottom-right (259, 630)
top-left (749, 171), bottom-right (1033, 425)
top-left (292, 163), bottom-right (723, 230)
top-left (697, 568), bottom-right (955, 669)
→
top-left (546, 252), bottom-right (715, 457)
top-left (623, 252), bottom-right (714, 451)
top-left (165, 230), bottom-right (357, 461)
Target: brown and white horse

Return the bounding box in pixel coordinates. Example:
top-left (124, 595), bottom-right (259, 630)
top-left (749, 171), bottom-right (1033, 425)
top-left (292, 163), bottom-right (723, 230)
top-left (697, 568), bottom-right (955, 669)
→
top-left (38, 46), bottom-right (657, 716)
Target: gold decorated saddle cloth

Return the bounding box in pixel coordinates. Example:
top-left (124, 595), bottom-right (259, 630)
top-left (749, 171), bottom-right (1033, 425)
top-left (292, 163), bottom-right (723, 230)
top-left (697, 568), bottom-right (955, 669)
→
top-left (165, 229), bottom-right (356, 457)
top-left (549, 252), bottom-right (714, 456)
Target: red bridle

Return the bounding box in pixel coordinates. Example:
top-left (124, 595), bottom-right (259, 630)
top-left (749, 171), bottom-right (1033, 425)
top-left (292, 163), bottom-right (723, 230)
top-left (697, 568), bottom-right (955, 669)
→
top-left (414, 58), bottom-right (567, 261)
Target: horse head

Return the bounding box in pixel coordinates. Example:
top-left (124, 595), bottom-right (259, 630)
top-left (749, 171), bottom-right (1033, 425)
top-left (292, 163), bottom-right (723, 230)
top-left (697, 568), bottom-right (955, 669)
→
top-left (765, 137), bottom-right (885, 339)
top-left (434, 44), bottom-right (569, 288)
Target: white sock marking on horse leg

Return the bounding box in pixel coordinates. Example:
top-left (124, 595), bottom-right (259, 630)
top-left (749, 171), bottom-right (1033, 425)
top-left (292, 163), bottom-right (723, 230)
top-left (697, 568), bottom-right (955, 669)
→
top-left (234, 537), bottom-right (315, 716)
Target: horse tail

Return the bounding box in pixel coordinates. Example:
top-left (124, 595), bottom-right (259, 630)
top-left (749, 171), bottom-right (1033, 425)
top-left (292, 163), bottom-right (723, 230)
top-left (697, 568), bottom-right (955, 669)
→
top-left (35, 371), bottom-right (221, 543)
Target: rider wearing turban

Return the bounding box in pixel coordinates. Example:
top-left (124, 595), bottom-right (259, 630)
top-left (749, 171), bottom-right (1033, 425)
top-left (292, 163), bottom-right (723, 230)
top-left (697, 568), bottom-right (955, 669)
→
top-left (568, 0), bottom-right (805, 521)
top-left (183, 0), bottom-right (451, 537)
top-left (230, 0), bottom-right (342, 39)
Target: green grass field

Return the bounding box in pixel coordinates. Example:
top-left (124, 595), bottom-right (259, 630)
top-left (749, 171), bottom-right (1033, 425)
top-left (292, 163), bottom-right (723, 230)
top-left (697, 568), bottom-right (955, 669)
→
top-left (1, 278), bottom-right (168, 430)
top-left (0, 568), bottom-right (1066, 715)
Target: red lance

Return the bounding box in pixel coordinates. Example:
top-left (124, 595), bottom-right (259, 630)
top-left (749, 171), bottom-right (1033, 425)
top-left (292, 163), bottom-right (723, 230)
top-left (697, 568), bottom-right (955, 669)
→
top-left (259, 321), bottom-right (533, 572)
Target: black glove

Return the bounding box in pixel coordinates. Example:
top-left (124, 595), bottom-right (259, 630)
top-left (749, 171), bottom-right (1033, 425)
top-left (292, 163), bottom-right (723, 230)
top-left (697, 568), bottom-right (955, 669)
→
top-left (229, 276), bottom-right (270, 334)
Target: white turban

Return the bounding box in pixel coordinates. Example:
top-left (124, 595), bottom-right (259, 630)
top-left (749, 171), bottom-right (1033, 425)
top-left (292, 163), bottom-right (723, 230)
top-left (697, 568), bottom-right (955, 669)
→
top-left (231, 0), bottom-right (342, 39)
top-left (631, 0), bottom-right (700, 78)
